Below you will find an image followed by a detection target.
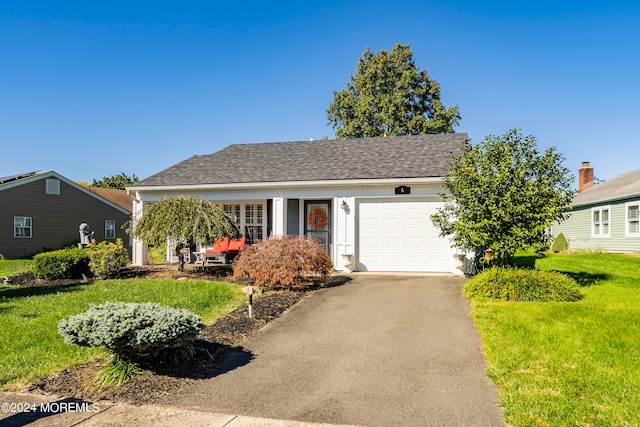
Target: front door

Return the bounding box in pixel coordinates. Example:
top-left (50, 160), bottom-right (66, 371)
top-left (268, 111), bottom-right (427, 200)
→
top-left (304, 200), bottom-right (331, 253)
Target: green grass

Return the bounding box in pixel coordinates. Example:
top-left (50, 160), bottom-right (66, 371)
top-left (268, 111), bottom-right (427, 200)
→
top-left (0, 259), bottom-right (34, 277)
top-left (0, 278), bottom-right (246, 390)
top-left (470, 253), bottom-right (640, 426)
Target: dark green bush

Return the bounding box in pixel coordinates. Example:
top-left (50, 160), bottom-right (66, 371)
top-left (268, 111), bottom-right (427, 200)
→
top-left (58, 301), bottom-right (204, 363)
top-left (551, 233), bottom-right (569, 253)
top-left (464, 267), bottom-right (582, 302)
top-left (33, 248), bottom-right (91, 280)
top-left (87, 239), bottom-right (129, 279)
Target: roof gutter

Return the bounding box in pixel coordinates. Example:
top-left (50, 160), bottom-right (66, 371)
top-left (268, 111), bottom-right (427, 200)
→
top-left (127, 176), bottom-right (444, 193)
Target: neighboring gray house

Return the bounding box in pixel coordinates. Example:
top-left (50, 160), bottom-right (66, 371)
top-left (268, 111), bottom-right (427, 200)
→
top-left (0, 171), bottom-right (132, 259)
top-left (128, 134), bottom-right (469, 273)
top-left (552, 162), bottom-right (640, 252)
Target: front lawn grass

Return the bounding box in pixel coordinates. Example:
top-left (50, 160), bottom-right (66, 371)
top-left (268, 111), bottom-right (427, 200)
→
top-left (471, 253), bottom-right (640, 426)
top-left (0, 278), bottom-right (246, 390)
top-left (0, 259), bottom-right (34, 277)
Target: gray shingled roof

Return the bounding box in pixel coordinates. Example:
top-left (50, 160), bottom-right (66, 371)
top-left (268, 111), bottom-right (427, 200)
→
top-left (134, 134), bottom-right (468, 187)
top-left (573, 169), bottom-right (640, 207)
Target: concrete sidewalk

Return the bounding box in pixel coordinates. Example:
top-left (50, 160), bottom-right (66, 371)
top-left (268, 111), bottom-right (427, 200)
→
top-left (0, 391), bottom-right (360, 426)
top-left (163, 275), bottom-right (505, 426)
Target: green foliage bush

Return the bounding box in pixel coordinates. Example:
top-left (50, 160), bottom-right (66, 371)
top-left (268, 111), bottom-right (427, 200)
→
top-left (552, 233), bottom-right (569, 253)
top-left (33, 248), bottom-right (91, 280)
top-left (58, 302), bottom-right (204, 363)
top-left (233, 235), bottom-right (334, 289)
top-left (464, 266), bottom-right (582, 302)
top-left (87, 239), bottom-right (129, 279)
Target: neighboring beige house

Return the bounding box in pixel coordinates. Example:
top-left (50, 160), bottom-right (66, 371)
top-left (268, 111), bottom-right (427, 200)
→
top-left (552, 162), bottom-right (640, 252)
top-left (0, 171), bottom-right (132, 259)
top-left (127, 134), bottom-right (469, 274)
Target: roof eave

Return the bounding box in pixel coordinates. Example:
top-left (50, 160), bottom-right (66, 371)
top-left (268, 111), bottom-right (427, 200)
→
top-left (127, 176), bottom-right (444, 193)
top-left (572, 192), bottom-right (640, 208)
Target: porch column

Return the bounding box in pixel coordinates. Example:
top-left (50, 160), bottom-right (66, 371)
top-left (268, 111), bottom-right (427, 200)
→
top-left (131, 196), bottom-right (148, 265)
top-left (272, 197), bottom-right (286, 237)
top-left (333, 196), bottom-right (356, 272)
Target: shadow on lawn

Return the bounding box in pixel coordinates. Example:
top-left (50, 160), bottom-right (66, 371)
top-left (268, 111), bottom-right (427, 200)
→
top-left (513, 256), bottom-right (539, 269)
top-left (552, 271), bottom-right (610, 287)
top-left (0, 282), bottom-right (86, 299)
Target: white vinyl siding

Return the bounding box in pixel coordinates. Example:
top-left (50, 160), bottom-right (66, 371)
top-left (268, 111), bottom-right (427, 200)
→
top-left (14, 216), bottom-right (32, 238)
top-left (592, 206), bottom-right (611, 238)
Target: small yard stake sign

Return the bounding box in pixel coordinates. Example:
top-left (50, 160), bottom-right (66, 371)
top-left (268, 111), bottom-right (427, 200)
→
top-left (243, 285), bottom-right (259, 318)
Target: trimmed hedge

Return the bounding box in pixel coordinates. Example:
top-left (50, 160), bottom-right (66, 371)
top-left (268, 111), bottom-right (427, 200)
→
top-left (33, 248), bottom-right (91, 280)
top-left (552, 233), bottom-right (569, 253)
top-left (87, 239), bottom-right (129, 279)
top-left (464, 266), bottom-right (582, 302)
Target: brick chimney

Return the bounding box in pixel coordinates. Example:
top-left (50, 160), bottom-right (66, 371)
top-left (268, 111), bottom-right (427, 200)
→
top-left (579, 162), bottom-right (594, 191)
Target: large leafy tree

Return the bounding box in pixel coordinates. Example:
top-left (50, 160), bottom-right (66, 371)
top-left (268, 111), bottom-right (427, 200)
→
top-left (327, 43), bottom-right (461, 138)
top-left (431, 128), bottom-right (576, 266)
top-left (131, 196), bottom-right (241, 270)
top-left (92, 173), bottom-right (139, 190)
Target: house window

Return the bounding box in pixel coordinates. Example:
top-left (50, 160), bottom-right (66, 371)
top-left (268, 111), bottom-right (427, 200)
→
top-left (592, 206), bottom-right (611, 238)
top-left (223, 204), bottom-right (241, 226)
top-left (245, 204), bottom-right (264, 244)
top-left (626, 202), bottom-right (640, 237)
top-left (105, 220), bottom-right (116, 239)
top-left (14, 216), bottom-right (32, 238)
top-left (46, 178), bottom-right (60, 195)
top-left (213, 202), bottom-right (266, 246)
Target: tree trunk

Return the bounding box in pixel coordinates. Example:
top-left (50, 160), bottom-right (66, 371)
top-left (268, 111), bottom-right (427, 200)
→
top-left (175, 243), bottom-right (186, 271)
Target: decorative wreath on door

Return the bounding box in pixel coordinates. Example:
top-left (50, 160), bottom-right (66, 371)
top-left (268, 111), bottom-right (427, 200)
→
top-left (308, 208), bottom-right (328, 230)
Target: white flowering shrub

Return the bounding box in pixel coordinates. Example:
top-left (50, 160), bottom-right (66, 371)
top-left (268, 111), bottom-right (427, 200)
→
top-left (58, 302), bottom-right (204, 363)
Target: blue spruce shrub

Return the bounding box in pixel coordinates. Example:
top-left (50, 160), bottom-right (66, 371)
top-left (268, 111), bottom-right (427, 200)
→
top-left (58, 302), bottom-right (204, 364)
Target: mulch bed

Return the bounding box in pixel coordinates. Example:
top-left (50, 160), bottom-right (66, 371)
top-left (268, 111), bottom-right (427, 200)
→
top-left (9, 265), bottom-right (333, 405)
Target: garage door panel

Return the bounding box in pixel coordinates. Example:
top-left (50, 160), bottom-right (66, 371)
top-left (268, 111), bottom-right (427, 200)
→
top-left (360, 218), bottom-right (378, 230)
top-left (382, 218), bottom-right (402, 229)
top-left (357, 198), bottom-right (453, 272)
top-left (405, 218), bottom-right (426, 229)
top-left (405, 237), bottom-right (426, 248)
top-left (428, 237), bottom-right (450, 248)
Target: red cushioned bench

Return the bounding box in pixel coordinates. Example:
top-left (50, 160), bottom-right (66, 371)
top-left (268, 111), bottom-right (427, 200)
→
top-left (199, 237), bottom-right (247, 265)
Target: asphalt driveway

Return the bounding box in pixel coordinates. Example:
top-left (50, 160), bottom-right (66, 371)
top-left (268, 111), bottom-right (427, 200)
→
top-left (162, 274), bottom-right (505, 426)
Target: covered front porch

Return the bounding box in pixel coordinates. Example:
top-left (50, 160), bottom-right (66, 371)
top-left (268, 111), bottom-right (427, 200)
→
top-left (131, 194), bottom-right (355, 272)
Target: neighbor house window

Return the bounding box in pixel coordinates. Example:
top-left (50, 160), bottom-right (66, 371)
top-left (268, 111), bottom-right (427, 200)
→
top-left (46, 178), bottom-right (60, 195)
top-left (626, 202), bottom-right (640, 237)
top-left (592, 206), bottom-right (611, 238)
top-left (105, 220), bottom-right (116, 239)
top-left (245, 204), bottom-right (264, 244)
top-left (14, 216), bottom-right (32, 238)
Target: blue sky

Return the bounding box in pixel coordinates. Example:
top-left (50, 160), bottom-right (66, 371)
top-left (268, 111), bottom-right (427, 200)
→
top-left (1, 1), bottom-right (638, 186)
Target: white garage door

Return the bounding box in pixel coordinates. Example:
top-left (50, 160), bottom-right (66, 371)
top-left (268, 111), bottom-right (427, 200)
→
top-left (357, 198), bottom-right (453, 272)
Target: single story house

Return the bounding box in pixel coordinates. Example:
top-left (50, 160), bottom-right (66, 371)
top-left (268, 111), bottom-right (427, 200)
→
top-left (552, 162), bottom-right (640, 252)
top-left (0, 171), bottom-right (133, 259)
top-left (127, 134), bottom-right (469, 274)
